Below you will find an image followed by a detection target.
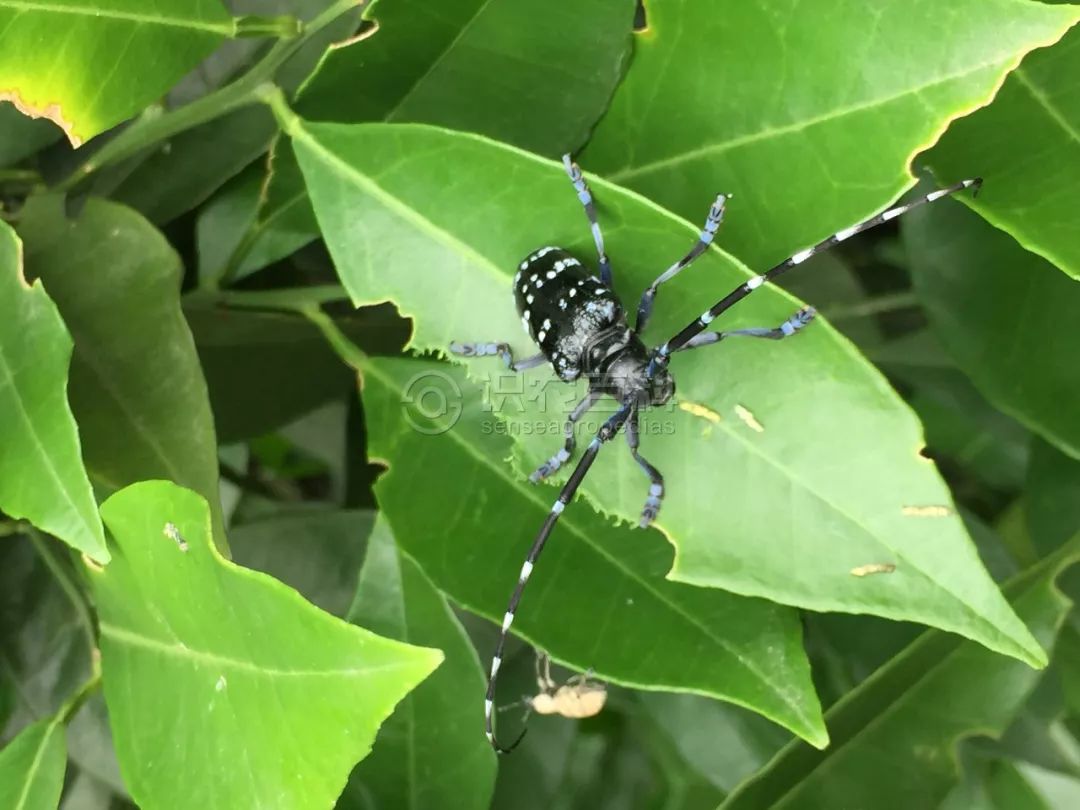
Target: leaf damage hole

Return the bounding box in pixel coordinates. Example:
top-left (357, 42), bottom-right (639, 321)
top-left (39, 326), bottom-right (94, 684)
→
top-left (734, 404), bottom-right (764, 433)
top-left (901, 505), bottom-right (952, 518)
top-left (163, 522), bottom-right (189, 551)
top-left (634, 0), bottom-right (648, 32)
top-left (0, 93), bottom-right (79, 147)
top-left (678, 400), bottom-right (722, 425)
top-left (850, 563), bottom-right (896, 577)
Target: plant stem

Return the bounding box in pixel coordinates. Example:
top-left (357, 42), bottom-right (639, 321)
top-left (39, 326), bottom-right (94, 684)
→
top-left (193, 284), bottom-right (349, 310)
top-left (301, 305), bottom-right (368, 371)
top-left (55, 0), bottom-right (363, 192)
top-left (824, 291), bottom-right (920, 320)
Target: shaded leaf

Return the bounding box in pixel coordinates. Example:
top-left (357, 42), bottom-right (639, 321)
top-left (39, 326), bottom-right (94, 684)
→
top-left (904, 192), bottom-right (1080, 461)
top-left (241, 0), bottom-right (635, 278)
top-left (0, 716), bottom-right (66, 810)
top-left (229, 508), bottom-right (373, 617)
top-left (722, 545), bottom-right (1077, 810)
top-left (358, 354), bottom-right (825, 746)
top-left (1027, 439), bottom-right (1080, 557)
top-left (343, 516), bottom-right (497, 809)
top-left (0, 102), bottom-right (60, 168)
top-left (0, 220), bottom-right (106, 561)
top-left (287, 119), bottom-right (1043, 666)
top-left (926, 24), bottom-right (1080, 279)
top-left (18, 196), bottom-right (226, 547)
top-left (90, 480), bottom-right (442, 810)
top-left (635, 692), bottom-right (790, 793)
top-left (0, 533), bottom-right (94, 741)
top-left (107, 0), bottom-right (359, 224)
top-left (580, 0), bottom-right (1080, 271)
top-left (0, 0), bottom-right (232, 146)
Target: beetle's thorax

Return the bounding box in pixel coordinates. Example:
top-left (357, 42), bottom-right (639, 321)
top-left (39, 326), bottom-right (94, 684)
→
top-left (585, 327), bottom-right (675, 407)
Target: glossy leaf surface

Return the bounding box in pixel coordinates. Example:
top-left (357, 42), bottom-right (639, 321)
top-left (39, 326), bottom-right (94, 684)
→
top-left (243, 0), bottom-right (635, 277)
top-left (0, 221), bottom-right (106, 561)
top-left (0, 0), bottom-right (232, 146)
top-left (288, 119), bottom-right (1042, 667)
top-left (926, 24), bottom-right (1080, 279)
top-left (359, 354), bottom-right (826, 746)
top-left (90, 481), bottom-right (442, 810)
top-left (582, 0), bottom-right (1080, 271)
top-left (18, 196), bottom-right (226, 545)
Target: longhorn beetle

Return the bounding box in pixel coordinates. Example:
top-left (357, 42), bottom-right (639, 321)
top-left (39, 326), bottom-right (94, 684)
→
top-left (451, 156), bottom-right (981, 753)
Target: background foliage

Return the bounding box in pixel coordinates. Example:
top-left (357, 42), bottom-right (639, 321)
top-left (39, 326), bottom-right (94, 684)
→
top-left (1, 0), bottom-right (1079, 808)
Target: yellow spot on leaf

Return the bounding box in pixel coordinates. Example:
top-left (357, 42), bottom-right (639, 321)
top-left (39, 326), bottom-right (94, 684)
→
top-left (851, 563), bottom-right (896, 577)
top-left (734, 404), bottom-right (764, 433)
top-left (678, 400), bottom-right (722, 424)
top-left (901, 505), bottom-right (952, 518)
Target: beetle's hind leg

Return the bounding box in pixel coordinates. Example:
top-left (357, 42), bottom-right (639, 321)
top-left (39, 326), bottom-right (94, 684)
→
top-left (530, 390), bottom-right (601, 482)
top-left (450, 341), bottom-right (547, 372)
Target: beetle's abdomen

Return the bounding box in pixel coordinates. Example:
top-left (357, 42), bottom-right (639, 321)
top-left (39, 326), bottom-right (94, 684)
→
top-left (514, 247), bottom-right (627, 381)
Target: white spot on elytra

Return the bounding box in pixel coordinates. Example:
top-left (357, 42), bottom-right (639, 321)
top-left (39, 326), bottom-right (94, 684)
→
top-left (791, 249), bottom-right (813, 265)
top-left (747, 275), bottom-right (765, 289)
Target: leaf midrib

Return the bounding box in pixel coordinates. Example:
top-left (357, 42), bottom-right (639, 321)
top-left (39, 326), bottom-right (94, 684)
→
top-left (13, 719), bottom-right (61, 810)
top-left (0, 0), bottom-right (233, 34)
top-left (100, 622), bottom-right (418, 678)
top-left (609, 53), bottom-right (1033, 182)
top-left (0, 320), bottom-right (100, 551)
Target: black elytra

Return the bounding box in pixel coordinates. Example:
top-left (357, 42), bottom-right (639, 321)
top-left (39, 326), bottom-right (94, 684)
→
top-left (451, 155), bottom-right (982, 754)
top-left (512, 246), bottom-right (673, 405)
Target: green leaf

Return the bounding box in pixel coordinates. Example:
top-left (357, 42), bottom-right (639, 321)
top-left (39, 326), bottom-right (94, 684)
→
top-left (286, 119), bottom-right (1043, 667)
top-left (0, 220), bottom-right (106, 562)
top-left (904, 192), bottom-right (1080, 461)
top-left (925, 24), bottom-right (1080, 280)
top-left (358, 354), bottom-right (825, 747)
top-left (194, 160), bottom-right (312, 284)
top-left (891, 365), bottom-right (1031, 493)
top-left (0, 717), bottom-right (67, 810)
top-left (89, 480), bottom-right (442, 810)
top-left (1027, 439), bottom-right (1080, 556)
top-left (18, 196), bottom-right (226, 547)
top-left (296, 0), bottom-right (634, 154)
top-left (580, 0), bottom-right (1080, 271)
top-left (721, 545), bottom-right (1077, 810)
top-left (635, 692), bottom-right (790, 793)
top-left (239, 0), bottom-right (635, 279)
top-left (344, 516), bottom-right (497, 809)
top-left (0, 0), bottom-right (233, 147)
top-left (186, 303), bottom-right (356, 443)
top-left (0, 533), bottom-right (96, 739)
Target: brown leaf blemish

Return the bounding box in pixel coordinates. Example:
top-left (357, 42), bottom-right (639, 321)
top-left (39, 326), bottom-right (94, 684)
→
top-left (0, 92), bottom-right (80, 147)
